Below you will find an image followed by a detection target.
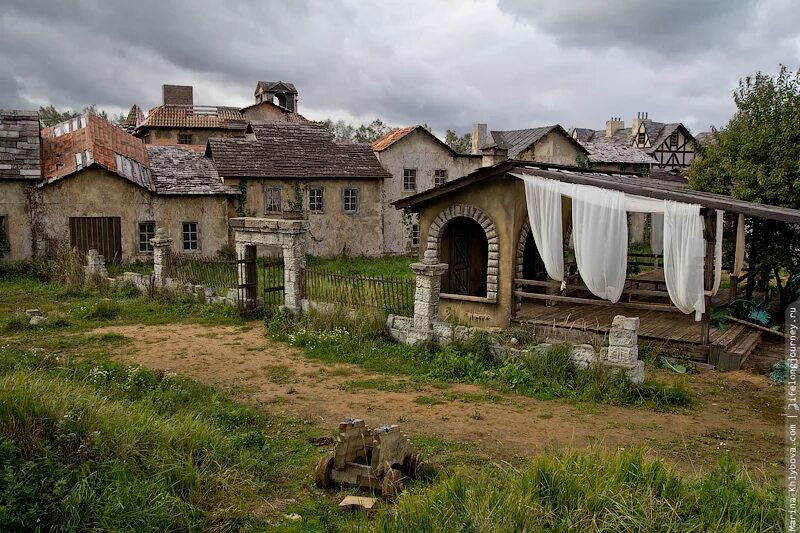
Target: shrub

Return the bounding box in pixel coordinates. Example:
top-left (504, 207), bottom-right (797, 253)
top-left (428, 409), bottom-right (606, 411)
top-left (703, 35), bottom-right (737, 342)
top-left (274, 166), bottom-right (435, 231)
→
top-left (116, 281), bottom-right (142, 299)
top-left (2, 313), bottom-right (30, 333)
top-left (83, 300), bottom-right (121, 321)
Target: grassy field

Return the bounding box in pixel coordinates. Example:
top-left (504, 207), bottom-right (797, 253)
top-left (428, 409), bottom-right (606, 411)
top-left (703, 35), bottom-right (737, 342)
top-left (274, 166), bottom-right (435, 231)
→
top-left (0, 270), bottom-right (785, 531)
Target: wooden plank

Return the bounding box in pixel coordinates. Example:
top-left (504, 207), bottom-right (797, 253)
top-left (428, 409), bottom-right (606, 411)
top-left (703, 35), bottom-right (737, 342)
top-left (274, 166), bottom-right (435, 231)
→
top-left (514, 291), bottom-right (684, 313)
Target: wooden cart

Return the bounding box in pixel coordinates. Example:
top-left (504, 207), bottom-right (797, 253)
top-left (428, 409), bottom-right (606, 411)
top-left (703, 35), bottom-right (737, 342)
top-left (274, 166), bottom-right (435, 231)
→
top-left (314, 419), bottom-right (422, 498)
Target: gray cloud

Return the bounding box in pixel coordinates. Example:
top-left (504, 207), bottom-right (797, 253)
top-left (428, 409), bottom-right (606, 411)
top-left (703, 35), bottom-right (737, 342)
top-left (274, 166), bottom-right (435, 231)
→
top-left (0, 0), bottom-right (797, 136)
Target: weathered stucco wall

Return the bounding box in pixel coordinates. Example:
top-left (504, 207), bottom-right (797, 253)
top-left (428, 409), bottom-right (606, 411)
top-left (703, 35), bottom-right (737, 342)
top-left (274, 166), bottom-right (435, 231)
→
top-left (225, 177), bottom-right (384, 257)
top-left (241, 104), bottom-right (291, 122)
top-left (144, 128), bottom-right (243, 146)
top-left (33, 168), bottom-right (230, 261)
top-left (416, 175), bottom-right (522, 328)
top-left (376, 129), bottom-right (483, 255)
top-left (0, 181), bottom-right (33, 261)
top-left (515, 131), bottom-right (584, 166)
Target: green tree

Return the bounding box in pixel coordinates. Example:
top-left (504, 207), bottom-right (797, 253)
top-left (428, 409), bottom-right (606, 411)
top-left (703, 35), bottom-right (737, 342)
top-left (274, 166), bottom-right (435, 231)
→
top-left (315, 118), bottom-right (355, 143)
top-left (688, 65), bottom-right (800, 314)
top-left (354, 118), bottom-right (393, 143)
top-left (444, 129), bottom-right (472, 153)
top-left (37, 104), bottom-right (121, 127)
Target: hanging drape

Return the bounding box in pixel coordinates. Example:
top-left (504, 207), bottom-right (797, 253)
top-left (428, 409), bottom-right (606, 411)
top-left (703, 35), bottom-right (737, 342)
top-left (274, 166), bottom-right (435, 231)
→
top-left (650, 213), bottom-right (664, 255)
top-left (663, 200), bottom-right (705, 320)
top-left (521, 176), bottom-right (565, 287)
top-left (571, 184), bottom-right (628, 303)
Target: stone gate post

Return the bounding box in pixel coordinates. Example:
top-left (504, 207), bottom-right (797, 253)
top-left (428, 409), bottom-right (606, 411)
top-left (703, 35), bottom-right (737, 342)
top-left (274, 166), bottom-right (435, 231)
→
top-left (408, 249), bottom-right (448, 343)
top-left (150, 227), bottom-right (173, 288)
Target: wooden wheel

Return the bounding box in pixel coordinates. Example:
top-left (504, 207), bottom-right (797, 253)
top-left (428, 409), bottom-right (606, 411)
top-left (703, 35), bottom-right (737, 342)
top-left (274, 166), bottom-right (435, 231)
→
top-left (403, 453), bottom-right (423, 478)
top-left (314, 455), bottom-right (334, 488)
top-left (381, 468), bottom-right (404, 499)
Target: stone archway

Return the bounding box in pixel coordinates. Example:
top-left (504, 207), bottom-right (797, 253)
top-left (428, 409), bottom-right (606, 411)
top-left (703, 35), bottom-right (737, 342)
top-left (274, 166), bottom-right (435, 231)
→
top-left (427, 204), bottom-right (499, 302)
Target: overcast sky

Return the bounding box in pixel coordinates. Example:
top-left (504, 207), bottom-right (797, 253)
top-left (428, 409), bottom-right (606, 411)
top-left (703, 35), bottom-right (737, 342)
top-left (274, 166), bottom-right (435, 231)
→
top-left (1, 0), bottom-right (798, 136)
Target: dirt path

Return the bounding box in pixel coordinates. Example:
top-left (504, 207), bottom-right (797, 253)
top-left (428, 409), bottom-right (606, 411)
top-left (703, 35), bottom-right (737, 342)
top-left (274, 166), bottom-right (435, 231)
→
top-left (99, 323), bottom-right (784, 474)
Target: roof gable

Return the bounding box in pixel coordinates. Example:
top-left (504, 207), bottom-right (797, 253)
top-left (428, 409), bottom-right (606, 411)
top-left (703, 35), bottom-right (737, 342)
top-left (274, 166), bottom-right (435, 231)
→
top-left (491, 125), bottom-right (588, 158)
top-left (371, 125), bottom-right (465, 156)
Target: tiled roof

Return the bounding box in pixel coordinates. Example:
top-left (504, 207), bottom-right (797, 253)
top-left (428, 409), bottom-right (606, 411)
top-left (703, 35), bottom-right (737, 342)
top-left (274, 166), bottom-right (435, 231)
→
top-left (147, 145), bottom-right (237, 195)
top-left (137, 105), bottom-right (248, 131)
top-left (208, 122), bottom-right (392, 179)
top-left (0, 109), bottom-right (41, 180)
top-left (255, 81), bottom-right (298, 94)
top-left (40, 114), bottom-right (154, 190)
top-left (490, 126), bottom-right (588, 158)
top-left (579, 138), bottom-right (655, 164)
top-left (122, 104), bottom-right (145, 133)
top-left (371, 126), bottom-right (416, 151)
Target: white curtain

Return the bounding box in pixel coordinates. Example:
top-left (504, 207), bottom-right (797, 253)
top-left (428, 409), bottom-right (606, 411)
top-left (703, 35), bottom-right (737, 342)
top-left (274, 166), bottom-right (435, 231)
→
top-left (572, 184), bottom-right (628, 303)
top-left (650, 213), bottom-right (664, 255)
top-left (522, 176), bottom-right (565, 287)
top-left (663, 200), bottom-right (705, 320)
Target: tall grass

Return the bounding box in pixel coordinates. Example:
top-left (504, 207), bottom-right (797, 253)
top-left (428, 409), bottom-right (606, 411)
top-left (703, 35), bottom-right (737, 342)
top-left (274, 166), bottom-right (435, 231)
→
top-left (374, 448), bottom-right (783, 532)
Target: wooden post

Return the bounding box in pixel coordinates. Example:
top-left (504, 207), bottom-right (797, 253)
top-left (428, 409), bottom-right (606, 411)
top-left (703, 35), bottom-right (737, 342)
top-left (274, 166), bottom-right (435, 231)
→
top-left (729, 213), bottom-right (746, 303)
top-left (700, 209), bottom-right (716, 345)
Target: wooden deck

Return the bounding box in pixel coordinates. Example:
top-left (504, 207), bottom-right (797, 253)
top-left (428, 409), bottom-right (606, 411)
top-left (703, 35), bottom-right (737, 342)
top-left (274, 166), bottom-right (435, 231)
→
top-left (514, 301), bottom-right (761, 369)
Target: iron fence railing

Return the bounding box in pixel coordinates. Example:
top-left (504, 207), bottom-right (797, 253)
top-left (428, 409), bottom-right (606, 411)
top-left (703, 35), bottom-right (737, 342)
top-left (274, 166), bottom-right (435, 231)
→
top-left (304, 268), bottom-right (414, 316)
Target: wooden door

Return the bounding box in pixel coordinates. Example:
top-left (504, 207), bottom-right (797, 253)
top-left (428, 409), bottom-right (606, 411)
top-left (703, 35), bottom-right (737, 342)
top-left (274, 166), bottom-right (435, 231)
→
top-left (448, 225), bottom-right (470, 294)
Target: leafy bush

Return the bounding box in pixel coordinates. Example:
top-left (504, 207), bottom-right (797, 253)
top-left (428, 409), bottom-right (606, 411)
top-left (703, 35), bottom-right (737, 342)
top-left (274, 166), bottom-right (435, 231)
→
top-left (2, 313), bottom-right (30, 333)
top-left (82, 300), bottom-right (121, 321)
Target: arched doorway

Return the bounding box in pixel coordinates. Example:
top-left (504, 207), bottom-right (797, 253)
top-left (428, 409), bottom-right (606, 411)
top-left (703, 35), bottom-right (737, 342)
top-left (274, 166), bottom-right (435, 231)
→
top-left (440, 217), bottom-right (488, 297)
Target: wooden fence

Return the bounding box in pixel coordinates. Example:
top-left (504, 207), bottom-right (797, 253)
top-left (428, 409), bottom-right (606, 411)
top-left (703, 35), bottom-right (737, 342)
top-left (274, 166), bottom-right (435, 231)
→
top-left (170, 252), bottom-right (238, 289)
top-left (304, 268), bottom-right (414, 316)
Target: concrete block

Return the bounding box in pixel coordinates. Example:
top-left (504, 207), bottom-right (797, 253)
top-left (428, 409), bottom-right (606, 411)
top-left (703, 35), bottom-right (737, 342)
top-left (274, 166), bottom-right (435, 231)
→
top-left (606, 345), bottom-right (639, 364)
top-left (609, 328), bottom-right (637, 348)
top-left (612, 315), bottom-right (640, 331)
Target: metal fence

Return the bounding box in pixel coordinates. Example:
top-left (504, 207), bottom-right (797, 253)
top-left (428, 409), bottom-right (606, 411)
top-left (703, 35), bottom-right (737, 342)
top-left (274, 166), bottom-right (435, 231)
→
top-left (170, 252), bottom-right (238, 289)
top-left (304, 268), bottom-right (414, 316)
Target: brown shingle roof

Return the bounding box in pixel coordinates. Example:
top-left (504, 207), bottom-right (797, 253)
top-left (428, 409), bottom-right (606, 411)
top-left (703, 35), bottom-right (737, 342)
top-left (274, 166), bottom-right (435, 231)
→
top-left (147, 145), bottom-right (237, 195)
top-left (137, 105), bottom-right (248, 131)
top-left (371, 126), bottom-right (416, 151)
top-left (490, 126), bottom-right (588, 158)
top-left (40, 114), bottom-right (153, 190)
top-left (0, 109), bottom-right (41, 180)
top-left (208, 122), bottom-right (392, 179)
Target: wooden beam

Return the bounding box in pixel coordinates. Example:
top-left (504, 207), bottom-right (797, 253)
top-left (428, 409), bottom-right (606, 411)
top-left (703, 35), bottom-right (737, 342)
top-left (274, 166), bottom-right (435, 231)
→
top-left (514, 278), bottom-right (670, 299)
top-left (700, 210), bottom-right (716, 345)
top-left (513, 290), bottom-right (684, 313)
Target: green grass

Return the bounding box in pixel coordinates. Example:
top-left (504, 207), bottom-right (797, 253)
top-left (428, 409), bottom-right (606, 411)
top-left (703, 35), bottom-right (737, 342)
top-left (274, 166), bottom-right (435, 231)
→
top-left (267, 309), bottom-right (692, 412)
top-left (366, 448), bottom-right (783, 532)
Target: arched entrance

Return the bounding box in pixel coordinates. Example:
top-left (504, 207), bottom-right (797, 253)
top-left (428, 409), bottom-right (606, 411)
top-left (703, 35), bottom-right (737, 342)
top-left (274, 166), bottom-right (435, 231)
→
top-left (440, 217), bottom-right (488, 297)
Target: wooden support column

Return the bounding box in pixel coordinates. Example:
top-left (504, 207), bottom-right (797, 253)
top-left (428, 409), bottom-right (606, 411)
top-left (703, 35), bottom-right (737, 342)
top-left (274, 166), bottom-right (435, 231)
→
top-left (729, 213), bottom-right (746, 303)
top-left (700, 209), bottom-right (716, 345)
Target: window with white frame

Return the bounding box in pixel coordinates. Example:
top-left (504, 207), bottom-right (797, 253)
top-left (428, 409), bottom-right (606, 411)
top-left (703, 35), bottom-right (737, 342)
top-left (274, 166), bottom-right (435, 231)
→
top-left (434, 169), bottom-right (447, 187)
top-left (138, 222), bottom-right (155, 253)
top-left (182, 222), bottom-right (199, 251)
top-left (343, 188), bottom-right (358, 213)
top-left (411, 223), bottom-right (420, 247)
top-left (403, 168), bottom-right (417, 191)
top-left (308, 186), bottom-right (324, 212)
top-left (264, 186), bottom-right (282, 213)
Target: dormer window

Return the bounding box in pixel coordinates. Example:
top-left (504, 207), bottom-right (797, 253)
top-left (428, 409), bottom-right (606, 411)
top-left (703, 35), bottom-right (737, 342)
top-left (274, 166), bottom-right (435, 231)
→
top-left (636, 132), bottom-right (646, 145)
top-left (670, 132), bottom-right (679, 147)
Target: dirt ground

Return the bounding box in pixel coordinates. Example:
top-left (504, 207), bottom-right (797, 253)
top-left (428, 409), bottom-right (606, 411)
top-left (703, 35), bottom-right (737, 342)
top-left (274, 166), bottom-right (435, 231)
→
top-left (99, 323), bottom-right (785, 475)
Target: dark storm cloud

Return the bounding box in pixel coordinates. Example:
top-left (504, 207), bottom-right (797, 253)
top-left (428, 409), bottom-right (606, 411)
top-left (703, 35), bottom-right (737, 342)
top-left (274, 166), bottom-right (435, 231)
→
top-left (0, 0), bottom-right (798, 135)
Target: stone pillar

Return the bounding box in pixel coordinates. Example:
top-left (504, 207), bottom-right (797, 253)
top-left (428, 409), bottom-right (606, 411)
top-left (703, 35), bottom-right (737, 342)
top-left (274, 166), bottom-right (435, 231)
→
top-left (282, 223), bottom-right (307, 316)
top-left (84, 249), bottom-right (109, 280)
top-left (408, 249), bottom-right (448, 344)
top-left (149, 227), bottom-right (173, 288)
top-left (603, 315), bottom-right (645, 383)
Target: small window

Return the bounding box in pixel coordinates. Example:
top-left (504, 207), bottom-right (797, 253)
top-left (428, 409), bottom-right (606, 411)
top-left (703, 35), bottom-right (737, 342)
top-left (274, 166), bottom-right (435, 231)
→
top-left (636, 132), bottom-right (646, 145)
top-left (0, 215), bottom-right (8, 252)
top-left (403, 169), bottom-right (417, 191)
top-left (182, 222), bottom-right (199, 251)
top-left (138, 222), bottom-right (155, 253)
top-left (343, 188), bottom-right (359, 213)
top-left (178, 133), bottom-right (193, 145)
top-left (143, 133), bottom-right (151, 144)
top-left (434, 169), bottom-right (447, 187)
top-left (670, 132), bottom-right (679, 147)
top-left (411, 223), bottom-right (420, 247)
top-left (264, 186), bottom-right (282, 213)
top-left (308, 186), bottom-right (324, 212)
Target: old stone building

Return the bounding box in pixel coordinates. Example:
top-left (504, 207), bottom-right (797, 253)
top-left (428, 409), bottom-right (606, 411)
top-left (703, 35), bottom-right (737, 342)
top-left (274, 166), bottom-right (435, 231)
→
top-left (207, 121), bottom-right (391, 257)
top-left (471, 124), bottom-right (589, 167)
top-left (372, 126), bottom-right (483, 255)
top-left (0, 110), bottom-right (40, 262)
top-left (131, 82), bottom-right (307, 149)
top-left (572, 114), bottom-right (697, 171)
top-left (35, 114), bottom-right (235, 262)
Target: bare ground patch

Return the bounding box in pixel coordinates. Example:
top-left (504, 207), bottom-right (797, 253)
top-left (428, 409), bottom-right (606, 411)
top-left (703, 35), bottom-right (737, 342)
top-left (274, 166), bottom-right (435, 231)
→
top-left (98, 323), bottom-right (784, 474)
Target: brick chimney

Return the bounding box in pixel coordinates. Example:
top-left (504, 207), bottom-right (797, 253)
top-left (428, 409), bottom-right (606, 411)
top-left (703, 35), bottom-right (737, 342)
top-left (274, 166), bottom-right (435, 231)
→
top-left (471, 123), bottom-right (487, 154)
top-left (605, 117), bottom-right (625, 138)
top-left (162, 85), bottom-right (193, 106)
top-left (631, 112), bottom-right (649, 137)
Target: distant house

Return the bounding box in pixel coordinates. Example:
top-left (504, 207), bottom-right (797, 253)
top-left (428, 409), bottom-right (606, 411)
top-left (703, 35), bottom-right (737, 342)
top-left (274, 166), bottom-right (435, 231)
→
top-left (35, 114), bottom-right (236, 261)
top-left (372, 126), bottom-right (483, 254)
top-left (572, 114), bottom-right (698, 171)
top-left (207, 121), bottom-right (391, 257)
top-left (132, 82), bottom-right (307, 148)
top-left (472, 124), bottom-right (589, 167)
top-left (0, 110), bottom-right (40, 261)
